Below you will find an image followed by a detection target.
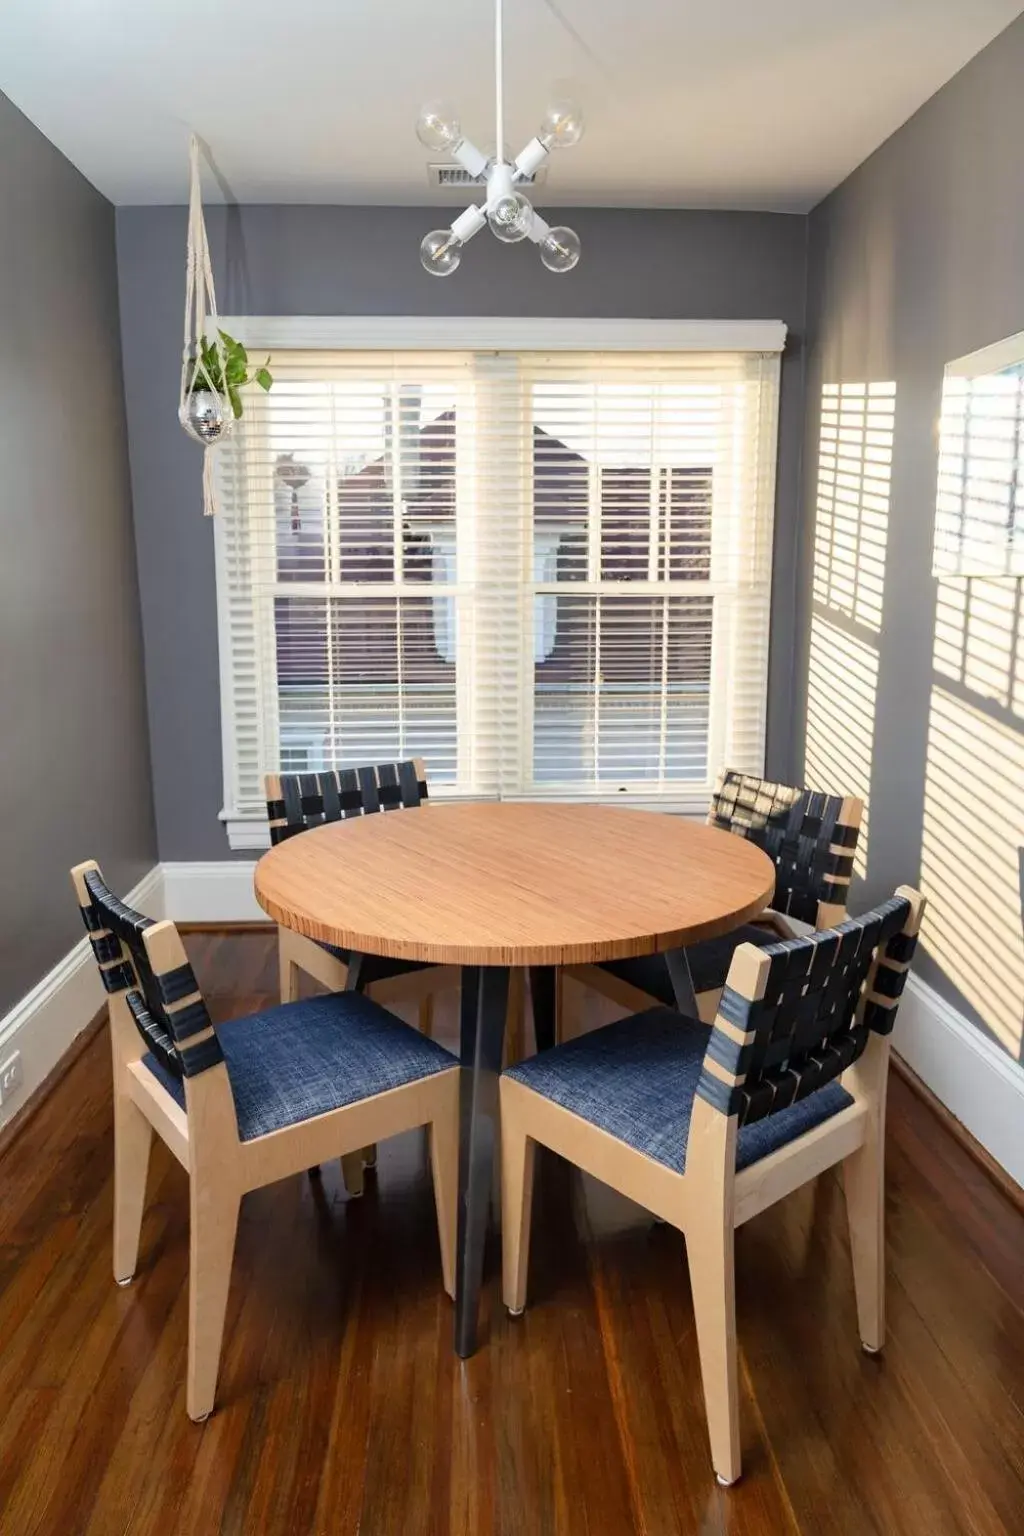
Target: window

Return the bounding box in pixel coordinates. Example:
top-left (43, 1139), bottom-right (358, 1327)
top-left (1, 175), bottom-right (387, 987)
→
top-left (215, 320), bottom-right (783, 848)
top-left (934, 330), bottom-right (1024, 577)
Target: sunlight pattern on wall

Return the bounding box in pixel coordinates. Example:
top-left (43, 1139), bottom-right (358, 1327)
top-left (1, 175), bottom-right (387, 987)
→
top-left (805, 383), bottom-right (896, 874)
top-left (813, 382), bottom-right (895, 631)
top-left (933, 576), bottom-right (1024, 712)
top-left (921, 575), bottom-right (1024, 1058)
top-left (805, 616), bottom-right (879, 877)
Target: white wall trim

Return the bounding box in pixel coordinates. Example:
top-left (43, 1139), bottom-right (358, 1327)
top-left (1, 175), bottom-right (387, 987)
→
top-left (894, 973), bottom-right (1024, 1189)
top-left (218, 315), bottom-right (788, 355)
top-left (161, 861), bottom-right (263, 922)
top-left (0, 865), bottom-right (164, 1134)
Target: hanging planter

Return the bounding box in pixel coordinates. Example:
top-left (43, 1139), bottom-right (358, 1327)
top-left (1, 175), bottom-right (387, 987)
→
top-left (178, 135), bottom-right (273, 513)
top-left (181, 330), bottom-right (273, 443)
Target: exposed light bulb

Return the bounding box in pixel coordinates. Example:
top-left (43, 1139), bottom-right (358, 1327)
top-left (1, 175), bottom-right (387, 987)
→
top-left (416, 102), bottom-right (463, 154)
top-left (539, 226), bottom-right (581, 273)
top-left (539, 99), bottom-right (584, 150)
top-left (487, 191), bottom-right (533, 244)
top-left (420, 229), bottom-right (463, 277)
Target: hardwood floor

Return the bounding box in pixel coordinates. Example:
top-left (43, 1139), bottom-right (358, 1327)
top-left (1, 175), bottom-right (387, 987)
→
top-left (1, 930), bottom-right (1022, 1534)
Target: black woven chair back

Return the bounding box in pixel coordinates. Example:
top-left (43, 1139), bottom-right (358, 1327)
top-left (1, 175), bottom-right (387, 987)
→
top-left (697, 893), bottom-right (918, 1129)
top-left (709, 770), bottom-right (860, 925)
top-left (265, 758), bottom-right (428, 846)
top-left (76, 866), bottom-right (213, 1082)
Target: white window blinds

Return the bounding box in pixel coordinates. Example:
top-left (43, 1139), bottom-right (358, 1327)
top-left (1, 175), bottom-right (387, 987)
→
top-left (934, 343), bottom-right (1024, 578)
top-left (215, 329), bottom-right (781, 848)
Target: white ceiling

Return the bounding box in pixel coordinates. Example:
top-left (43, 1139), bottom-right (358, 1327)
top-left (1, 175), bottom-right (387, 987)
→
top-left (1, 0), bottom-right (1021, 210)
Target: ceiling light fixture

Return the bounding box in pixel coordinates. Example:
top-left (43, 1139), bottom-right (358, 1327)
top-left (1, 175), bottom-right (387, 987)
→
top-left (416, 0), bottom-right (583, 276)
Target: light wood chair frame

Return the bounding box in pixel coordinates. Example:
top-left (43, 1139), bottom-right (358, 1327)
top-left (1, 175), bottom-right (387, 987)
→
top-left (266, 759), bottom-right (460, 1186)
top-left (562, 773), bottom-right (865, 1031)
top-left (501, 885), bottom-right (924, 1485)
top-left (72, 859), bottom-right (459, 1424)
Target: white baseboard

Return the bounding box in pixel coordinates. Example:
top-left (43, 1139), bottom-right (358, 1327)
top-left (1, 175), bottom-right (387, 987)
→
top-left (160, 861), bottom-right (262, 923)
top-left (894, 974), bottom-right (1024, 1188)
top-left (0, 866), bottom-right (163, 1136)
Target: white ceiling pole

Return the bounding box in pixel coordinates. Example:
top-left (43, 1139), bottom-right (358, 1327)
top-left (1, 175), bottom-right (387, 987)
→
top-left (494, 0), bottom-right (504, 160)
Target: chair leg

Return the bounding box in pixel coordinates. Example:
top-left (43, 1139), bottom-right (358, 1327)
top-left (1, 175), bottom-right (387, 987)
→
top-left (500, 1090), bottom-right (537, 1316)
top-left (341, 1153), bottom-right (365, 1197)
top-left (429, 1084), bottom-right (460, 1300)
top-left (559, 975), bottom-right (584, 1042)
top-left (844, 1129), bottom-right (886, 1353)
top-left (686, 1214), bottom-right (741, 1485)
top-left (696, 986), bottom-right (723, 1025)
top-left (278, 939), bottom-right (300, 1004)
top-left (419, 994), bottom-right (434, 1038)
top-left (112, 1088), bottom-right (153, 1285)
top-left (187, 1181), bottom-right (240, 1422)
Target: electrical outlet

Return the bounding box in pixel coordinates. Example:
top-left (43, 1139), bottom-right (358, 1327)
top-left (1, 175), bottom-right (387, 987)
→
top-left (0, 1052), bottom-right (23, 1104)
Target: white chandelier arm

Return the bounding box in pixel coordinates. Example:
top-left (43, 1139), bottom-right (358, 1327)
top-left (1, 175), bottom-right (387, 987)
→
top-left (526, 210), bottom-right (551, 244)
top-left (450, 203), bottom-right (487, 243)
top-left (452, 136), bottom-right (490, 179)
top-left (514, 137), bottom-right (550, 182)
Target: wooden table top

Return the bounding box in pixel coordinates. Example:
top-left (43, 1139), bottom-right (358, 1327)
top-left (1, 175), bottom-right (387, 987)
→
top-left (254, 802), bottom-right (775, 968)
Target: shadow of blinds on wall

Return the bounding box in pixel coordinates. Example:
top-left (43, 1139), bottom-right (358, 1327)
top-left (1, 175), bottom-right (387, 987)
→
top-left (805, 381), bottom-right (895, 876)
top-left (214, 334), bottom-right (782, 847)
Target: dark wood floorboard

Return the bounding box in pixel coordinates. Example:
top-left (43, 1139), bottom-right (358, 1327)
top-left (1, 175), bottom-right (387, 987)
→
top-left (0, 930), bottom-right (1021, 1535)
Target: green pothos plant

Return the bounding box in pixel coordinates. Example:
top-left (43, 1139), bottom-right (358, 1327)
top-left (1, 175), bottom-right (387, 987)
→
top-left (187, 329), bottom-right (273, 418)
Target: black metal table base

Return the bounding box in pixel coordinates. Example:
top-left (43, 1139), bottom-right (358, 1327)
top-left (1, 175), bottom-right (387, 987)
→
top-left (665, 947), bottom-right (698, 1017)
top-left (453, 962), bottom-right (562, 1355)
top-left (454, 965), bottom-right (510, 1357)
top-left (527, 966), bottom-right (557, 1053)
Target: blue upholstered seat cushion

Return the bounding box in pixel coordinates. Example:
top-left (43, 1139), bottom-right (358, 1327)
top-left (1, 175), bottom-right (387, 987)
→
top-left (504, 1007), bottom-right (853, 1173)
top-left (143, 991), bottom-right (456, 1142)
top-left (600, 924), bottom-right (779, 1004)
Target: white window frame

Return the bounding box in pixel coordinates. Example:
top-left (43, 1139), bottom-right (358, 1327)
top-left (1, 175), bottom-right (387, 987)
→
top-left (933, 328), bottom-right (1024, 578)
top-left (215, 316), bottom-right (786, 849)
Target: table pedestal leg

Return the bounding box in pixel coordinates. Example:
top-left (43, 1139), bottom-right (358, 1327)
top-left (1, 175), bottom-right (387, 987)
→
top-left (455, 965), bottom-right (510, 1358)
top-left (528, 966), bottom-right (557, 1053)
top-left (665, 948), bottom-right (698, 1017)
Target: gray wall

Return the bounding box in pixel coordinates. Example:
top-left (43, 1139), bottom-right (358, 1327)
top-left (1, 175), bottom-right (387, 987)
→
top-left (116, 205), bottom-right (808, 861)
top-left (0, 93), bottom-right (156, 1016)
top-left (799, 14), bottom-right (1024, 1060)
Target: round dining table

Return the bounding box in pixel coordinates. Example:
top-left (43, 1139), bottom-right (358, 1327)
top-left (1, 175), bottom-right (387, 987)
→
top-left (254, 801), bottom-right (775, 1356)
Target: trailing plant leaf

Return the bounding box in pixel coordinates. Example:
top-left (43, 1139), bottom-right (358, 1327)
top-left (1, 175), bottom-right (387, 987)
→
top-left (187, 329), bottom-right (273, 409)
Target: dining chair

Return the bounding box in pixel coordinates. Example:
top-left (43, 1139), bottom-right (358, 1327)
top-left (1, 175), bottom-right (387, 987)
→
top-left (500, 886), bottom-right (923, 1485)
top-left (71, 858), bottom-right (459, 1423)
top-left (265, 757), bottom-right (455, 1033)
top-left (564, 769), bottom-right (864, 1028)
top-left (266, 758), bottom-right (460, 1184)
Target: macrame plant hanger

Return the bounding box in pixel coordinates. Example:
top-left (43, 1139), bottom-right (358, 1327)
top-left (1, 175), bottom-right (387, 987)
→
top-left (178, 134), bottom-right (232, 516)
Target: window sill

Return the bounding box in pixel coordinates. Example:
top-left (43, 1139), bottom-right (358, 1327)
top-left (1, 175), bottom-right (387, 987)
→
top-left (221, 792), bottom-right (712, 852)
